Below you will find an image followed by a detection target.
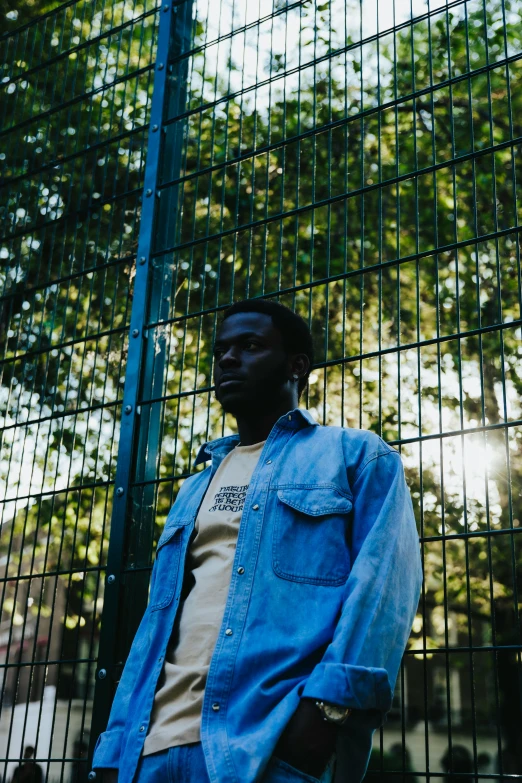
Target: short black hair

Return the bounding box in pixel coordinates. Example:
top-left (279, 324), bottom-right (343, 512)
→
top-left (221, 299), bottom-right (314, 394)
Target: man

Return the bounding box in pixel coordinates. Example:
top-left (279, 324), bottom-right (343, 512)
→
top-left (92, 299), bottom-right (422, 783)
top-left (10, 746), bottom-right (43, 783)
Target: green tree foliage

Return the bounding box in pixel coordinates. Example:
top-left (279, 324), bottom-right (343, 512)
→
top-left (0, 0), bottom-right (158, 704)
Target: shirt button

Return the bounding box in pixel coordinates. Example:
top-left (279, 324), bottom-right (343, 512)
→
top-left (139, 725), bottom-right (145, 732)
top-left (212, 703), bottom-right (220, 711)
top-left (252, 504), bottom-right (259, 510)
top-left (266, 459), bottom-right (272, 464)
top-left (288, 414), bottom-right (292, 421)
top-left (237, 566), bottom-right (245, 575)
top-left (225, 628), bottom-right (233, 636)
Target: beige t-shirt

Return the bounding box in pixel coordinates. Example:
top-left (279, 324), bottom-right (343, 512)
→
top-left (143, 440), bottom-right (265, 756)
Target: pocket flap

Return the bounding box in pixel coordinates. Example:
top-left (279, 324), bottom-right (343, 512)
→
top-left (276, 485), bottom-right (352, 516)
top-left (156, 523), bottom-right (186, 552)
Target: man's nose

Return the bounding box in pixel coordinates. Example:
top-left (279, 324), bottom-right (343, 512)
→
top-left (218, 347), bottom-right (240, 367)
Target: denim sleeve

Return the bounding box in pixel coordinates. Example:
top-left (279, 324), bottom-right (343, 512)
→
top-left (302, 450), bottom-right (422, 721)
top-left (92, 565), bottom-right (158, 770)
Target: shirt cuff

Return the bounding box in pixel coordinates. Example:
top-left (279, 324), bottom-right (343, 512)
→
top-left (92, 729), bottom-right (124, 769)
top-left (301, 662), bottom-right (393, 714)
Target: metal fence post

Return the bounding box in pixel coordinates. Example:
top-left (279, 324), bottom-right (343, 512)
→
top-left (88, 0), bottom-right (192, 759)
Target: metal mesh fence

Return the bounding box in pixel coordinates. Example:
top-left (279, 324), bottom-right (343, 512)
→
top-left (0, 0), bottom-right (160, 779)
top-left (1, 0), bottom-right (522, 781)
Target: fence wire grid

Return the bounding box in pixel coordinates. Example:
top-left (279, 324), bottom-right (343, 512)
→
top-left (1, 0), bottom-right (521, 781)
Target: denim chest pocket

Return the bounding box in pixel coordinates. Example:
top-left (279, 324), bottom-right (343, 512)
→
top-left (272, 485), bottom-right (352, 586)
top-left (149, 522), bottom-right (189, 611)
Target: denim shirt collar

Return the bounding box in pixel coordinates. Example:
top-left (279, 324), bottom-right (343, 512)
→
top-left (194, 407), bottom-right (318, 466)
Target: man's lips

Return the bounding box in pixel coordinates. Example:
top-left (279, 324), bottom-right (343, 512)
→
top-left (217, 376), bottom-right (244, 391)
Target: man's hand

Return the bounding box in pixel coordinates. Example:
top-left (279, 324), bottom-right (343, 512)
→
top-left (274, 699), bottom-right (338, 779)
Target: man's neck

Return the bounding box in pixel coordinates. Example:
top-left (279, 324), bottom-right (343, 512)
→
top-left (234, 401), bottom-right (298, 446)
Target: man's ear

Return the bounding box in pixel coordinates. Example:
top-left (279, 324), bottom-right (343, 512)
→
top-left (290, 353), bottom-right (310, 381)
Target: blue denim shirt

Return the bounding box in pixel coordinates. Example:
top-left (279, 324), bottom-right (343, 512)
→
top-left (92, 409), bottom-right (422, 783)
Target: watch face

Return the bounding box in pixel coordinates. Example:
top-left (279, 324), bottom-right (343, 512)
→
top-left (323, 703), bottom-right (351, 724)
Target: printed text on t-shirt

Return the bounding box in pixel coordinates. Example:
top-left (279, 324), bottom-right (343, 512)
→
top-left (209, 485), bottom-right (249, 513)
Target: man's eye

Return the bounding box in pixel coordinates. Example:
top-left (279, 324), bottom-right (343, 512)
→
top-left (244, 341), bottom-right (259, 351)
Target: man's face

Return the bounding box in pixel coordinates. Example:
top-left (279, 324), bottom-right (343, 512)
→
top-left (213, 312), bottom-right (290, 416)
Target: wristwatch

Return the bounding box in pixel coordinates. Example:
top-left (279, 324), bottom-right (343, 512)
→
top-left (315, 700), bottom-right (352, 725)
